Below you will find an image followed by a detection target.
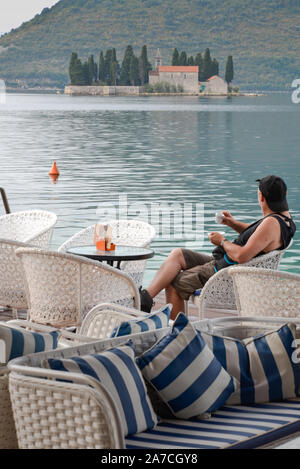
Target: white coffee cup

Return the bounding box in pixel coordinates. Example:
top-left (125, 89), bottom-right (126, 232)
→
top-left (215, 212), bottom-right (224, 224)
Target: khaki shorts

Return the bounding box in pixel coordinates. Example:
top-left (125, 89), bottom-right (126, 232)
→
top-left (171, 249), bottom-right (215, 301)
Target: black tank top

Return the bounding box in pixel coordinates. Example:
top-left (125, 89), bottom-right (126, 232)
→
top-left (212, 213), bottom-right (296, 272)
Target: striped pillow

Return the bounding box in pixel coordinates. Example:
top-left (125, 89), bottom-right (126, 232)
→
top-left (201, 323), bottom-right (300, 405)
top-left (43, 342), bottom-right (157, 437)
top-left (110, 305), bottom-right (171, 338)
top-left (0, 323), bottom-right (59, 365)
top-left (136, 313), bottom-right (235, 419)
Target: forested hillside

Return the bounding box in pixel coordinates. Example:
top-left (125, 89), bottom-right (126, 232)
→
top-left (0, 0), bottom-right (299, 90)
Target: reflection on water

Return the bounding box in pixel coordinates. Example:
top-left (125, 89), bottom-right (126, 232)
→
top-left (0, 93), bottom-right (299, 284)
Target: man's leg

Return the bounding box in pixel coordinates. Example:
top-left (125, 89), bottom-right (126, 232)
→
top-left (165, 284), bottom-right (185, 320)
top-left (147, 248), bottom-right (187, 299)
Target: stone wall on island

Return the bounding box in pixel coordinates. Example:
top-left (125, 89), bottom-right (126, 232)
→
top-left (65, 85), bottom-right (144, 96)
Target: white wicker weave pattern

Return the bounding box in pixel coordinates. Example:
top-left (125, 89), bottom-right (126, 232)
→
top-left (79, 303), bottom-right (148, 339)
top-left (0, 239), bottom-right (29, 311)
top-left (0, 210), bottom-right (57, 247)
top-left (15, 248), bottom-right (140, 327)
top-left (0, 319), bottom-right (105, 450)
top-left (0, 370), bottom-right (18, 449)
top-left (9, 374), bottom-right (122, 449)
top-left (0, 211), bottom-right (57, 315)
top-left (58, 219), bottom-right (156, 287)
top-left (228, 267), bottom-right (300, 318)
top-left (196, 247), bottom-right (289, 319)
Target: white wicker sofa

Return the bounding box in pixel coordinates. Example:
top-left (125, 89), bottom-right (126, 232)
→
top-left (8, 317), bottom-right (300, 450)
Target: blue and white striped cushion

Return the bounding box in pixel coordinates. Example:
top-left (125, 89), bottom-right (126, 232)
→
top-left (0, 323), bottom-right (59, 365)
top-left (110, 305), bottom-right (171, 338)
top-left (201, 323), bottom-right (300, 405)
top-left (125, 400), bottom-right (300, 449)
top-left (44, 342), bottom-right (158, 437)
top-left (136, 313), bottom-right (235, 420)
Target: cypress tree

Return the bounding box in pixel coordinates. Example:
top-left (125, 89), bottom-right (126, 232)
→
top-left (104, 49), bottom-right (113, 84)
top-left (82, 61), bottom-right (90, 85)
top-left (87, 55), bottom-right (95, 84)
top-left (110, 48), bottom-right (119, 85)
top-left (225, 55), bottom-right (234, 84)
top-left (172, 48), bottom-right (180, 66)
top-left (187, 56), bottom-right (194, 66)
top-left (111, 60), bottom-right (118, 86)
top-left (69, 52), bottom-right (78, 85)
top-left (69, 54), bottom-right (86, 85)
top-left (211, 58), bottom-right (219, 76)
top-left (203, 48), bottom-right (212, 80)
top-left (111, 48), bottom-right (117, 63)
top-left (194, 52), bottom-right (204, 81)
top-left (138, 45), bottom-right (152, 85)
top-left (129, 54), bottom-right (139, 85)
top-left (179, 51), bottom-right (187, 66)
top-left (99, 51), bottom-right (105, 83)
top-left (120, 45), bottom-right (134, 85)
top-left (94, 62), bottom-right (98, 83)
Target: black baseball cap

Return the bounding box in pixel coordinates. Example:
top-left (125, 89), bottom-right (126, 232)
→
top-left (256, 175), bottom-right (289, 212)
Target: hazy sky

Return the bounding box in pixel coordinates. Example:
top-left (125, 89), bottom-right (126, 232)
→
top-left (0, 0), bottom-right (60, 33)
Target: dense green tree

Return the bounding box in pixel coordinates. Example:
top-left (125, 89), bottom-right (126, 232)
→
top-left (187, 55), bottom-right (194, 66)
top-left (203, 48), bottom-right (212, 80)
top-left (138, 45), bottom-right (152, 84)
top-left (179, 51), bottom-right (187, 66)
top-left (110, 60), bottom-right (118, 85)
top-left (82, 60), bottom-right (90, 85)
top-left (87, 55), bottom-right (96, 84)
top-left (120, 45), bottom-right (134, 85)
top-left (129, 54), bottom-right (139, 85)
top-left (225, 55), bottom-right (234, 84)
top-left (211, 58), bottom-right (219, 76)
top-left (104, 49), bottom-right (113, 84)
top-left (69, 52), bottom-right (79, 84)
top-left (98, 51), bottom-right (105, 83)
top-left (94, 62), bottom-right (98, 83)
top-left (194, 52), bottom-right (204, 81)
top-left (172, 48), bottom-right (180, 66)
top-left (69, 52), bottom-right (87, 85)
top-left (111, 48), bottom-right (117, 62)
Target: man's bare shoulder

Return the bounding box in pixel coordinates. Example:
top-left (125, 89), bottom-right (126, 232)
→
top-left (258, 216), bottom-right (281, 234)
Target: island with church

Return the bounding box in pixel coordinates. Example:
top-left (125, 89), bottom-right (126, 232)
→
top-left (65, 46), bottom-right (238, 97)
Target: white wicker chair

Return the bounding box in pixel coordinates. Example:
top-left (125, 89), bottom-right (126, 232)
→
top-left (0, 319), bottom-right (98, 449)
top-left (0, 211), bottom-right (57, 318)
top-left (0, 239), bottom-right (32, 318)
top-left (0, 210), bottom-right (57, 248)
top-left (194, 242), bottom-right (292, 319)
top-left (79, 303), bottom-right (148, 339)
top-left (228, 267), bottom-right (300, 318)
top-left (15, 248), bottom-right (140, 328)
top-left (58, 219), bottom-right (156, 287)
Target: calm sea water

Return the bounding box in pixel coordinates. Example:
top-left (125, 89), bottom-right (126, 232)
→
top-left (0, 93), bottom-right (299, 285)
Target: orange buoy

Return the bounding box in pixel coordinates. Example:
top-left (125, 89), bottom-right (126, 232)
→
top-left (49, 174), bottom-right (59, 184)
top-left (49, 161), bottom-right (60, 176)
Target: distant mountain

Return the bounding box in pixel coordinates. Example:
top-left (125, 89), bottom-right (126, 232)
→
top-left (0, 0), bottom-right (300, 90)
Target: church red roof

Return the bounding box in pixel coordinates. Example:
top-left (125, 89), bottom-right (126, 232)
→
top-left (158, 66), bottom-right (199, 73)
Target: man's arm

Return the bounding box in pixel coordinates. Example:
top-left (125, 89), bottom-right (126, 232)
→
top-left (209, 217), bottom-right (281, 264)
top-left (221, 211), bottom-right (250, 234)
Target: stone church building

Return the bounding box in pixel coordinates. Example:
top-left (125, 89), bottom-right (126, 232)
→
top-left (149, 49), bottom-right (228, 94)
top-left (149, 65), bottom-right (199, 93)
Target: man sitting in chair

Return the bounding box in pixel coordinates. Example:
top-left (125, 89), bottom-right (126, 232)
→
top-left (140, 175), bottom-right (296, 319)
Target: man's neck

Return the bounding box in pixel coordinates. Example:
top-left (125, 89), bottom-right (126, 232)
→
top-left (262, 208), bottom-right (275, 217)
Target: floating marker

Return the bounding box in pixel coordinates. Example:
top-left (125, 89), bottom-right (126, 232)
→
top-left (49, 161), bottom-right (60, 176)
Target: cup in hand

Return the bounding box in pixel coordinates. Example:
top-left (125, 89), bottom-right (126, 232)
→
top-left (215, 212), bottom-right (224, 224)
